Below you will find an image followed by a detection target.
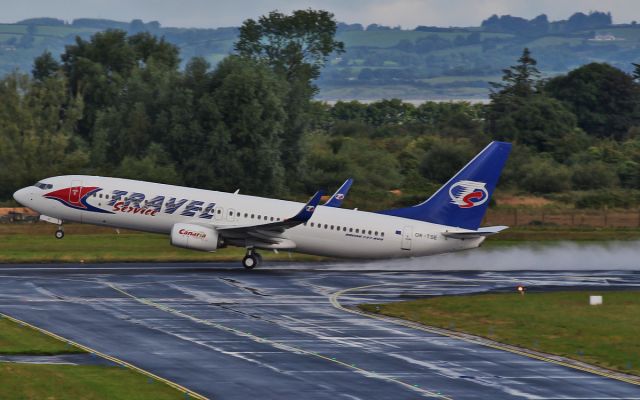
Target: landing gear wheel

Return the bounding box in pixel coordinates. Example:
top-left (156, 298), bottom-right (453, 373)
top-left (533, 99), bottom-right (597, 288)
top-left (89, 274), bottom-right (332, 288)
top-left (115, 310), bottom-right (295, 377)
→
top-left (242, 254), bottom-right (258, 270)
top-left (242, 249), bottom-right (261, 270)
top-left (55, 229), bottom-right (64, 239)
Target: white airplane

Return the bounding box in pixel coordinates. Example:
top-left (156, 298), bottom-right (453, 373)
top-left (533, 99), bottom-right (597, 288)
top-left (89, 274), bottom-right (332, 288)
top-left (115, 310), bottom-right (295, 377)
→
top-left (13, 141), bottom-right (511, 269)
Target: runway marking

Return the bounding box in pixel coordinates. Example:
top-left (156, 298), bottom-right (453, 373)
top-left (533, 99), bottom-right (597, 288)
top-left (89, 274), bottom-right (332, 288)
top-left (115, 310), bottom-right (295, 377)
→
top-left (107, 283), bottom-right (452, 399)
top-left (0, 312), bottom-right (208, 400)
top-left (330, 281), bottom-right (640, 388)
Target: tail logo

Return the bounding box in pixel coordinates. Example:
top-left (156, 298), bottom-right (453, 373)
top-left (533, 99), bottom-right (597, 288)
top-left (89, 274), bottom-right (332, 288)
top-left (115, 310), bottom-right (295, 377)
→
top-left (335, 194), bottom-right (345, 200)
top-left (449, 180), bottom-right (489, 209)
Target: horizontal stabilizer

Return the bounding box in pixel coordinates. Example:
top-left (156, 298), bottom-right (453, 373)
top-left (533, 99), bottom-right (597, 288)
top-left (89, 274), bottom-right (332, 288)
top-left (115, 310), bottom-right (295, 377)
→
top-left (442, 226), bottom-right (508, 239)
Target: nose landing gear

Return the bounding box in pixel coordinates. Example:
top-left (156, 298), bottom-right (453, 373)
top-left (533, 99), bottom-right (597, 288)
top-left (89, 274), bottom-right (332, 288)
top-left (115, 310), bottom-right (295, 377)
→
top-left (55, 226), bottom-right (64, 239)
top-left (242, 248), bottom-right (262, 270)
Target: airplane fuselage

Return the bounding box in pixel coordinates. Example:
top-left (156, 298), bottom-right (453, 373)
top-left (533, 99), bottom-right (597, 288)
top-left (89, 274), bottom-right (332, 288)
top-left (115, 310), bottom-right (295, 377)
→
top-left (16, 175), bottom-right (484, 259)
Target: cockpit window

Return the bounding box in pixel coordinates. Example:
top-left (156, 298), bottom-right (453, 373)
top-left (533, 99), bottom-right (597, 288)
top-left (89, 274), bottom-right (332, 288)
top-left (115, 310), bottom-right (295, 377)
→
top-left (34, 182), bottom-right (53, 190)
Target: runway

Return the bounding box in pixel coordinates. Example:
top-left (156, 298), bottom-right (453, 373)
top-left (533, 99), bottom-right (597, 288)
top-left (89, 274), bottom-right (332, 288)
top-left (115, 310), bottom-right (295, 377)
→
top-left (0, 262), bottom-right (639, 399)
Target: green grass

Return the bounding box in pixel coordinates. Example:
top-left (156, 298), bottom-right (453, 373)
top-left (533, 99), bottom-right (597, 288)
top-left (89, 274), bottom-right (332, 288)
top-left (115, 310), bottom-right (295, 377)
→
top-left (0, 363), bottom-right (184, 399)
top-left (0, 318), bottom-right (84, 355)
top-left (336, 30), bottom-right (514, 48)
top-left (0, 223), bottom-right (325, 263)
top-left (0, 315), bottom-right (186, 399)
top-left (2, 223), bottom-right (640, 263)
top-left (360, 291), bottom-right (640, 375)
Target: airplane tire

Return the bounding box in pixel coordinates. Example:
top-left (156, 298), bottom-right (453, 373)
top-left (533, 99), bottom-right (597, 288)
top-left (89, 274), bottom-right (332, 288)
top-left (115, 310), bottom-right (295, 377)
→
top-left (55, 230), bottom-right (64, 239)
top-left (242, 254), bottom-right (258, 270)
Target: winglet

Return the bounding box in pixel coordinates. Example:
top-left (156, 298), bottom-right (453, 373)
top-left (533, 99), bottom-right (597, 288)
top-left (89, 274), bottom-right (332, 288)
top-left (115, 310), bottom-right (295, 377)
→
top-left (290, 191), bottom-right (324, 222)
top-left (324, 178), bottom-right (353, 207)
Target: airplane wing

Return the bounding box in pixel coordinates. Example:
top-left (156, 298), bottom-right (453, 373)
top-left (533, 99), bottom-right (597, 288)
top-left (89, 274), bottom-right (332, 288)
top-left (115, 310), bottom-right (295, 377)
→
top-left (215, 191), bottom-right (324, 249)
top-left (324, 178), bottom-right (353, 208)
top-left (441, 226), bottom-right (508, 239)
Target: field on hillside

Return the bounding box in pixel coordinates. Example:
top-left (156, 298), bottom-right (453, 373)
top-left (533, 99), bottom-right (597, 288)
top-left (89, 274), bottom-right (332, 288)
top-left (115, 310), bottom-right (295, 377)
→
top-left (1, 18), bottom-right (639, 99)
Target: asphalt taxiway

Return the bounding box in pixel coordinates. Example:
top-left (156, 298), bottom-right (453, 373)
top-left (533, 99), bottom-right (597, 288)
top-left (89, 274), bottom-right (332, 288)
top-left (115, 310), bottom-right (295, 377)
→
top-left (0, 262), bottom-right (639, 399)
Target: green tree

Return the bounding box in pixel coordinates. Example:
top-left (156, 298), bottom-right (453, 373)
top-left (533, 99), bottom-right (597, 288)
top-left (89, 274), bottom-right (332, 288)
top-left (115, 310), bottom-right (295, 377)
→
top-left (546, 63), bottom-right (640, 140)
top-left (235, 9), bottom-right (344, 83)
top-left (203, 56), bottom-right (288, 195)
top-left (487, 48), bottom-right (579, 152)
top-left (520, 157), bottom-right (571, 193)
top-left (32, 51), bottom-right (60, 81)
top-left (0, 73), bottom-right (87, 199)
top-left (235, 9), bottom-right (345, 186)
top-left (489, 47), bottom-right (540, 100)
top-left (61, 30), bottom-right (180, 139)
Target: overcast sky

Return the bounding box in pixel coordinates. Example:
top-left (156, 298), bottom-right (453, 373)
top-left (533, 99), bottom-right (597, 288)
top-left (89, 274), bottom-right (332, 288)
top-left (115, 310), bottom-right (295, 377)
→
top-left (2, 0), bottom-right (639, 29)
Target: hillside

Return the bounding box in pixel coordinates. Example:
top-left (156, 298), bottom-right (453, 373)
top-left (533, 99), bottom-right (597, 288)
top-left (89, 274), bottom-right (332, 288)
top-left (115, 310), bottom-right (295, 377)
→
top-left (1, 12), bottom-right (639, 100)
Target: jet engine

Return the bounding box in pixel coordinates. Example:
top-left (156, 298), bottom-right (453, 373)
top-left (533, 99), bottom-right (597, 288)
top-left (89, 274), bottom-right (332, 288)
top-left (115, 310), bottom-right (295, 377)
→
top-left (170, 223), bottom-right (222, 252)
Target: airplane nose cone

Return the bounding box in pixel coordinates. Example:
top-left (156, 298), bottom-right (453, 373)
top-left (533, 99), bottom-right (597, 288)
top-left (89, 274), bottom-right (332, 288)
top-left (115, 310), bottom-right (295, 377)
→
top-left (13, 187), bottom-right (30, 205)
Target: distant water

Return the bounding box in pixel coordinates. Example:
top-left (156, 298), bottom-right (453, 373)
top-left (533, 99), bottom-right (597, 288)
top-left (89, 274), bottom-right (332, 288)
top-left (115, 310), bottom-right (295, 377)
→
top-left (321, 98), bottom-right (490, 105)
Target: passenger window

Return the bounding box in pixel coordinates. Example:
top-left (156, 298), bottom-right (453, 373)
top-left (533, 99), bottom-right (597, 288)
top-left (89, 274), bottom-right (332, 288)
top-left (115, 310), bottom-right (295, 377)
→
top-left (343, 227), bottom-right (347, 232)
top-left (381, 232), bottom-right (385, 237)
top-left (258, 215), bottom-right (261, 220)
top-left (237, 212), bottom-right (240, 217)
top-left (270, 217), bottom-right (274, 221)
top-left (99, 194), bottom-right (103, 198)
top-left (349, 228), bottom-right (353, 232)
top-left (310, 222), bottom-right (314, 227)
top-left (375, 231), bottom-right (378, 236)
top-left (217, 209), bottom-right (222, 214)
top-left (355, 229), bottom-right (359, 233)
top-left (324, 224), bottom-right (328, 229)
top-left (330, 225), bottom-right (334, 230)
top-left (368, 230), bottom-right (372, 235)
top-left (244, 213), bottom-right (248, 218)
top-left (251, 214), bottom-right (255, 218)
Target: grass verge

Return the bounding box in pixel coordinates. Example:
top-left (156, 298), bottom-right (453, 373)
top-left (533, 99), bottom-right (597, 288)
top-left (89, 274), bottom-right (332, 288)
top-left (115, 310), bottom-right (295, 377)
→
top-left (0, 315), bottom-right (186, 399)
top-left (0, 363), bottom-right (184, 400)
top-left (0, 318), bottom-right (84, 355)
top-left (2, 223), bottom-right (640, 263)
top-left (360, 291), bottom-right (640, 376)
top-left (0, 223), bottom-right (324, 263)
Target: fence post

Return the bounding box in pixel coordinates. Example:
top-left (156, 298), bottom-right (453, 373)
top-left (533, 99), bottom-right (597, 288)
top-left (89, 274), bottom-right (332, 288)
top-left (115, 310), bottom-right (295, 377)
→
top-left (571, 212), bottom-right (575, 226)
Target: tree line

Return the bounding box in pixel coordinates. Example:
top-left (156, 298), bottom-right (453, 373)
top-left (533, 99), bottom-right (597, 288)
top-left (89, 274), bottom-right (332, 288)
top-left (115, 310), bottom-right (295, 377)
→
top-left (2, 9), bottom-right (640, 210)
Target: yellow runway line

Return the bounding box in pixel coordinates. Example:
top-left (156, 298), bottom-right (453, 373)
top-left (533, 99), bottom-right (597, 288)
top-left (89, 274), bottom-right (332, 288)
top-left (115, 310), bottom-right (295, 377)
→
top-left (0, 312), bottom-right (209, 400)
top-left (330, 281), bottom-right (640, 387)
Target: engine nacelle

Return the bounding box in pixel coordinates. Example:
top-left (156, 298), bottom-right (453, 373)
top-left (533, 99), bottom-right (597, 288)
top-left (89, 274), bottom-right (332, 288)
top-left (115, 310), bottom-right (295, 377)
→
top-left (170, 223), bottom-right (221, 252)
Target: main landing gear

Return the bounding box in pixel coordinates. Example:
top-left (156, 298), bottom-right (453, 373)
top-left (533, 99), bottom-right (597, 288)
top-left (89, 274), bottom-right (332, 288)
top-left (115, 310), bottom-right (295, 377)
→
top-left (242, 249), bottom-right (262, 270)
top-left (55, 226), bottom-right (64, 239)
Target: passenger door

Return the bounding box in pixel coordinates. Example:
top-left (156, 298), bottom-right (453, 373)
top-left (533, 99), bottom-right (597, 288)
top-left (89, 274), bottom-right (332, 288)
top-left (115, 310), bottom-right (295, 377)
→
top-left (401, 226), bottom-right (412, 250)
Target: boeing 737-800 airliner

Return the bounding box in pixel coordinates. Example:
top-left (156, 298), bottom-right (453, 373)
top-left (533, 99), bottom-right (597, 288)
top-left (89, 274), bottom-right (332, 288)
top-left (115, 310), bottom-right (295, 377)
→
top-left (13, 141), bottom-right (511, 269)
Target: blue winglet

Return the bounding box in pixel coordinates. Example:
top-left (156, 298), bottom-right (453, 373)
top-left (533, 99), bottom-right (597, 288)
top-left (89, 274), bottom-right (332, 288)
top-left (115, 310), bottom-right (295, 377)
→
top-left (290, 191), bottom-right (324, 222)
top-left (324, 178), bottom-right (353, 207)
top-left (377, 141), bottom-right (512, 230)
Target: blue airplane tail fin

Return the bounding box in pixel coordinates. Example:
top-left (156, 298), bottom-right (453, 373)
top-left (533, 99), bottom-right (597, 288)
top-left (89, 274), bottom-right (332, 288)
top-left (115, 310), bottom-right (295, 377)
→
top-left (377, 141), bottom-right (511, 230)
top-left (324, 178), bottom-right (353, 208)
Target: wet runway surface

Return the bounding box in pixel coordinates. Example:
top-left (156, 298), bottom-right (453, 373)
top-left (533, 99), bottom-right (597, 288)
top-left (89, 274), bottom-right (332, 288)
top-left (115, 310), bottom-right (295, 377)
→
top-left (0, 262), bottom-right (639, 399)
